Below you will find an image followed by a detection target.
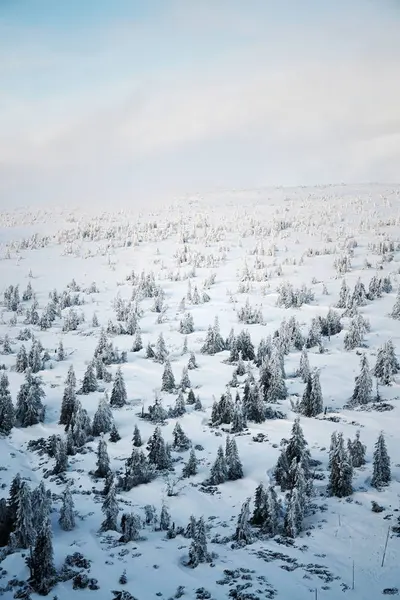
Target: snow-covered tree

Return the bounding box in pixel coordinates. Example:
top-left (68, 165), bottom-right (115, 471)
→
top-left (336, 279), bottom-right (349, 308)
top-left (226, 437), bottom-right (243, 481)
top-left (109, 422), bottom-right (121, 442)
top-left (11, 481), bottom-right (35, 549)
top-left (208, 445), bottom-right (228, 485)
top-left (351, 354), bottom-right (372, 405)
top-left (15, 344), bottom-right (28, 373)
top-left (298, 369), bottom-right (323, 417)
top-left (161, 359), bottom-right (175, 392)
top-left (95, 436), bottom-right (111, 478)
top-left (284, 487), bottom-right (303, 538)
top-left (120, 512), bottom-right (142, 542)
top-left (234, 497), bottom-right (252, 545)
top-left (28, 517), bottom-right (56, 595)
top-left (389, 288), bottom-right (400, 319)
top-left (371, 432), bottom-right (391, 489)
top-left (179, 312), bottom-right (194, 334)
top-left (15, 369), bottom-right (45, 427)
top-left (80, 361), bottom-right (97, 394)
top-left (92, 393), bottom-right (113, 436)
top-left (159, 503), bottom-right (171, 531)
top-left (0, 373), bottom-right (14, 435)
top-left (188, 516), bottom-right (209, 567)
top-left (374, 340), bottom-right (399, 385)
top-left (147, 426), bottom-right (172, 470)
top-left (187, 351), bottom-right (198, 370)
top-left (298, 346), bottom-right (310, 382)
top-left (100, 478), bottom-right (119, 531)
top-left (347, 430), bottom-right (366, 468)
top-left (54, 436), bottom-right (68, 474)
top-left (110, 367), bottom-right (127, 407)
top-left (131, 329), bottom-right (143, 352)
top-left (182, 448), bottom-right (198, 478)
top-left (172, 422), bottom-right (191, 451)
top-left (59, 485), bottom-right (75, 531)
top-left (31, 481), bottom-right (51, 533)
top-left (57, 340), bottom-right (65, 361)
top-left (132, 424), bottom-right (142, 447)
top-left (180, 366), bottom-right (191, 391)
top-left (155, 333), bottom-right (168, 363)
top-left (328, 432), bottom-right (353, 497)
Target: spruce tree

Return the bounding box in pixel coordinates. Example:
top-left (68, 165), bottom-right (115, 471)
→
top-left (226, 437), bottom-right (243, 481)
top-left (54, 436), bottom-right (68, 474)
top-left (15, 369), bottom-right (45, 427)
top-left (28, 517), bottom-right (56, 595)
top-left (131, 329), bottom-right (143, 352)
top-left (172, 422), bottom-right (191, 451)
top-left (80, 361), bottom-right (97, 394)
top-left (284, 487), bottom-right (303, 538)
top-left (92, 393), bottom-right (113, 436)
top-left (110, 367), bottom-right (127, 407)
top-left (132, 424), bottom-right (142, 447)
top-left (171, 389), bottom-right (186, 417)
top-left (95, 436), bottom-right (111, 478)
top-left (187, 388), bottom-right (196, 405)
top-left (328, 432), bottom-right (353, 497)
top-left (194, 394), bottom-right (202, 411)
top-left (195, 517), bottom-right (208, 563)
top-left (263, 486), bottom-right (280, 537)
top-left (0, 373), bottom-right (14, 435)
top-left (234, 497), bottom-right (252, 545)
top-left (187, 351), bottom-right (198, 370)
top-left (57, 340), bottom-right (65, 361)
top-left (347, 430), bottom-right (366, 468)
top-left (182, 448), bottom-right (198, 478)
top-left (109, 422), bottom-right (121, 442)
top-left (251, 483), bottom-right (267, 526)
top-left (147, 427), bottom-right (171, 470)
top-left (161, 359), bottom-right (175, 392)
top-left (16, 344), bottom-right (28, 373)
top-left (159, 504), bottom-right (171, 531)
top-left (155, 333), bottom-right (168, 363)
top-left (351, 353), bottom-right (372, 406)
top-left (389, 288), bottom-right (400, 319)
top-left (298, 374), bottom-right (314, 417)
top-left (180, 366), bottom-right (191, 390)
top-left (59, 485), bottom-right (75, 531)
top-left (298, 346), bottom-right (310, 382)
top-left (100, 478), bottom-right (119, 531)
top-left (208, 445), bottom-right (228, 485)
top-left (6, 472), bottom-right (22, 535)
top-left (371, 432), bottom-right (391, 488)
top-left (31, 481), bottom-right (51, 534)
top-left (11, 481), bottom-right (35, 549)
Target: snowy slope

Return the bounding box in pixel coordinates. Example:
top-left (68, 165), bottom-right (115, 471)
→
top-left (0, 183), bottom-right (400, 600)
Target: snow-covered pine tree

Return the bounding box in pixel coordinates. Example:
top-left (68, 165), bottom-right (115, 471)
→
top-left (28, 516), bottom-right (56, 595)
top-left (15, 369), bottom-right (45, 427)
top-left (347, 430), bottom-right (366, 467)
top-left (110, 367), bottom-right (127, 407)
top-left (194, 394), bottom-right (202, 410)
top-left (244, 383), bottom-right (265, 424)
top-left (266, 346), bottom-right (287, 403)
top-left (251, 482), bottom-right (267, 526)
top-left (109, 422), bottom-right (121, 442)
top-left (28, 340), bottom-right (42, 373)
top-left (16, 344), bottom-right (28, 373)
top-left (328, 432), bottom-right (353, 497)
top-left (182, 448), bottom-right (198, 478)
top-left (263, 486), bottom-right (280, 537)
top-left (57, 340), bottom-right (65, 361)
top-left (146, 342), bottom-right (155, 359)
top-left (132, 424), bottom-right (142, 447)
top-left (298, 374), bottom-right (313, 417)
top-left (31, 481), bottom-right (51, 533)
top-left (374, 340), bottom-right (399, 385)
top-left (155, 333), bottom-right (168, 363)
top-left (59, 485), bottom-right (75, 531)
top-left (187, 351), bottom-right (198, 370)
top-left (147, 426), bottom-right (171, 470)
top-left (180, 366), bottom-right (191, 391)
top-left (95, 436), bottom-right (111, 478)
top-left (120, 512), bottom-right (142, 542)
top-left (80, 361), bottom-right (97, 394)
top-left (298, 346), bottom-right (310, 382)
top-left (159, 504), bottom-right (171, 531)
top-left (234, 497), bottom-right (252, 545)
top-left (172, 422), bottom-right (191, 451)
top-left (231, 399), bottom-right (246, 433)
top-left (53, 436), bottom-right (68, 474)
top-left (389, 288), bottom-right (400, 319)
top-left (59, 377), bottom-right (77, 430)
top-left (161, 359), bottom-right (175, 392)
top-left (351, 353), bottom-right (372, 405)
top-left (310, 369), bottom-right (323, 415)
top-left (171, 389), bottom-right (186, 417)
top-left (92, 393), bottom-right (113, 436)
top-left (336, 279), bottom-right (349, 309)
top-left (100, 478), bottom-right (119, 531)
top-left (187, 388), bottom-right (196, 405)
top-left (131, 329), bottom-right (143, 352)
top-left (6, 472), bottom-right (22, 536)
top-left (208, 445), bottom-right (228, 485)
top-left (226, 437), bottom-right (243, 481)
top-left (371, 432), bottom-right (391, 488)
top-left (284, 487), bottom-right (303, 538)
top-left (0, 373), bottom-right (14, 435)
top-left (11, 481), bottom-right (35, 549)
top-left (179, 312), bottom-right (194, 334)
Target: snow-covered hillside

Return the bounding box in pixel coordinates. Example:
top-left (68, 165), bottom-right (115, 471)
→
top-left (0, 183), bottom-right (400, 600)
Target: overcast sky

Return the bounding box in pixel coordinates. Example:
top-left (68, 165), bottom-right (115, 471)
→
top-left (1, 0), bottom-right (400, 209)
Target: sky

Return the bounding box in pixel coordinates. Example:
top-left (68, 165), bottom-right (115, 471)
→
top-left (1, 0), bottom-right (400, 209)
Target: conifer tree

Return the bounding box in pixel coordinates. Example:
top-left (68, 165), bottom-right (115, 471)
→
top-left (188, 516), bottom-right (209, 566)
top-left (284, 487), bottom-right (303, 538)
top-left (161, 359), bottom-right (175, 392)
top-left (351, 353), bottom-right (372, 405)
top-left (110, 367), bottom-right (127, 407)
top-left (181, 335), bottom-right (188, 355)
top-left (147, 427), bottom-right (171, 470)
top-left (31, 481), bottom-right (51, 534)
top-left (187, 388), bottom-right (196, 405)
top-left (263, 486), bottom-right (280, 537)
top-left (54, 436), bottom-right (68, 474)
top-left (226, 437), bottom-right (243, 481)
top-left (6, 472), bottom-right (22, 535)
top-left (172, 422), bottom-right (191, 451)
top-left (28, 517), bottom-right (56, 595)
top-left (328, 432), bottom-right (353, 497)
top-left (100, 478), bottom-right (119, 531)
top-left (57, 340), bottom-right (65, 361)
top-left (208, 445), bottom-right (228, 485)
top-left (131, 329), bottom-right (143, 352)
top-left (92, 393), bottom-right (113, 436)
top-left (187, 351), bottom-right (198, 370)
top-left (11, 481), bottom-right (35, 549)
top-left (16, 344), bottom-right (28, 373)
top-left (371, 432), bottom-right (391, 488)
top-left (374, 340), bottom-right (399, 385)
top-left (132, 424), bottom-right (142, 447)
top-left (298, 346), bottom-right (310, 382)
top-left (146, 342), bottom-right (155, 359)
top-left (109, 422), bottom-right (121, 442)
top-left (159, 504), bottom-right (171, 531)
top-left (155, 333), bottom-right (168, 363)
top-left (182, 448), bottom-right (198, 478)
top-left (0, 373), bottom-right (14, 435)
top-left (347, 430), bottom-right (366, 468)
top-left (59, 485), bottom-right (75, 531)
top-left (231, 399), bottom-right (246, 433)
top-left (80, 361), bottom-right (97, 394)
top-left (234, 498), bottom-right (252, 545)
top-left (65, 364), bottom-right (77, 388)
top-left (390, 288), bottom-right (400, 319)
top-left (171, 389), bottom-right (186, 417)
top-left (336, 279), bottom-right (349, 309)
top-left (185, 515), bottom-right (197, 538)
top-left (15, 369), bottom-right (45, 427)
top-left (180, 366), bottom-right (191, 390)
top-left (244, 383), bottom-right (265, 424)
top-left (96, 436), bottom-right (111, 478)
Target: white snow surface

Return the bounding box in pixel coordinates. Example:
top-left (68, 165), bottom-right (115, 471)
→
top-left (0, 183), bottom-right (400, 599)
